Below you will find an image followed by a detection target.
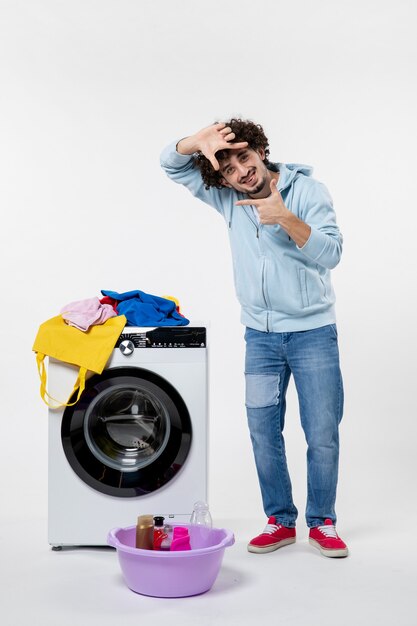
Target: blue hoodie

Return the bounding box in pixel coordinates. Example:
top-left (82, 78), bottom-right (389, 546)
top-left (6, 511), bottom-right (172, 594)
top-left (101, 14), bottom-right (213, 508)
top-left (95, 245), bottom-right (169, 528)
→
top-left (160, 142), bottom-right (343, 332)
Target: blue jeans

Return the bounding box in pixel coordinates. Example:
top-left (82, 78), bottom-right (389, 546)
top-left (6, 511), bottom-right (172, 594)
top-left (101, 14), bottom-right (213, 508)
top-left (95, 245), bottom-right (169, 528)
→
top-left (244, 324), bottom-right (344, 528)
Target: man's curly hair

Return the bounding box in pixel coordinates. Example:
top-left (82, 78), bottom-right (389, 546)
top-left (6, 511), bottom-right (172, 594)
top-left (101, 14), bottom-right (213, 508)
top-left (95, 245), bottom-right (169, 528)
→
top-left (195, 118), bottom-right (270, 189)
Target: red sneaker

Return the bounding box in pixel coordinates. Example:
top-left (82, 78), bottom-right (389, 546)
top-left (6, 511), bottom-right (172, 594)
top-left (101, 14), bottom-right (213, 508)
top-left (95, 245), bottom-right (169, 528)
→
top-left (309, 519), bottom-right (349, 558)
top-left (247, 516), bottom-right (296, 553)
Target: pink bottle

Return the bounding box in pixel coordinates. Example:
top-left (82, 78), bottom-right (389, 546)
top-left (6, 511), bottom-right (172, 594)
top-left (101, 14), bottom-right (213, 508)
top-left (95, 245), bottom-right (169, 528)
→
top-left (170, 526), bottom-right (191, 551)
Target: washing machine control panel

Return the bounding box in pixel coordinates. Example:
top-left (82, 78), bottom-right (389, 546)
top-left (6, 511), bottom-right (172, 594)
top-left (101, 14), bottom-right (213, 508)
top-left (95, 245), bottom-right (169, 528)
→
top-left (116, 327), bottom-right (206, 350)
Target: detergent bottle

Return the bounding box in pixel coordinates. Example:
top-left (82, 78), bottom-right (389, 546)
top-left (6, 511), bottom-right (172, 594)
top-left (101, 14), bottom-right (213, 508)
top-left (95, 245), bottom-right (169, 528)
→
top-left (153, 516), bottom-right (167, 550)
top-left (170, 526), bottom-right (191, 551)
top-left (135, 515), bottom-right (154, 550)
top-left (153, 516), bottom-right (173, 550)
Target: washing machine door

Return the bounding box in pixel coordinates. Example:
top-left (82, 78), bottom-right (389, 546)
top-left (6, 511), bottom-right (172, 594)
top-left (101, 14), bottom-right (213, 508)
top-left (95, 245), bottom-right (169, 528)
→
top-left (61, 367), bottom-right (192, 497)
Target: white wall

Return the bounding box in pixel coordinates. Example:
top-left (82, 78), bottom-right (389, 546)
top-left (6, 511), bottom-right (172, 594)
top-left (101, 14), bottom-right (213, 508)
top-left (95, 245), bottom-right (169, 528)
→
top-left (1, 0), bottom-right (416, 527)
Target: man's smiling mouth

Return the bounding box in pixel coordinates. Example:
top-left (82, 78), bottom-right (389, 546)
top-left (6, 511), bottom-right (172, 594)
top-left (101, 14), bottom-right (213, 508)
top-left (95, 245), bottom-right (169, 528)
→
top-left (241, 169), bottom-right (256, 185)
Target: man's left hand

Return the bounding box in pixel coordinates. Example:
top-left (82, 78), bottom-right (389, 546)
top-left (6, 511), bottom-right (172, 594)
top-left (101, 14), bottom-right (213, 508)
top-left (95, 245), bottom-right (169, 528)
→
top-left (235, 178), bottom-right (289, 224)
top-left (235, 178), bottom-right (311, 247)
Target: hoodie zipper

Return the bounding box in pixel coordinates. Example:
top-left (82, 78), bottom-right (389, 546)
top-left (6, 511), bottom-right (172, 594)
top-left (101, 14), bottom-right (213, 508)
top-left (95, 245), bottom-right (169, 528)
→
top-left (241, 206), bottom-right (270, 330)
top-left (242, 205), bottom-right (260, 235)
top-left (261, 258), bottom-right (270, 331)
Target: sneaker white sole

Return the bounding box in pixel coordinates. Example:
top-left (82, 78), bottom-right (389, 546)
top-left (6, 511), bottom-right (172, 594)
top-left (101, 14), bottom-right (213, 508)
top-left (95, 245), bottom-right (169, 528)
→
top-left (309, 538), bottom-right (349, 558)
top-left (247, 537), bottom-right (296, 554)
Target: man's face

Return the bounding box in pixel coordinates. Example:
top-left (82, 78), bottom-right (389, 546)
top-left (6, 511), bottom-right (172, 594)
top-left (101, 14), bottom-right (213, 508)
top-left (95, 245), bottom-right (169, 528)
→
top-left (218, 147), bottom-right (269, 197)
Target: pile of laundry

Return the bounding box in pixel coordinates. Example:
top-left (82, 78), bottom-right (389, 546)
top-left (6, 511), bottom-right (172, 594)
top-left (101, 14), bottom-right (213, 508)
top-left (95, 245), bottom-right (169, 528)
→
top-left (61, 289), bottom-right (189, 332)
top-left (33, 289), bottom-right (189, 408)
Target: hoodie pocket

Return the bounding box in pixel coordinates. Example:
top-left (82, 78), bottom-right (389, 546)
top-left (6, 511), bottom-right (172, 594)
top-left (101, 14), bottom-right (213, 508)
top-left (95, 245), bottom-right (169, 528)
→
top-left (298, 268), bottom-right (309, 308)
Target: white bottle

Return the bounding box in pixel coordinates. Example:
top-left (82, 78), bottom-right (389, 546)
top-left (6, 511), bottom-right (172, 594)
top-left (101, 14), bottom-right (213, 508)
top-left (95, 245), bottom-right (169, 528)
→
top-left (190, 501), bottom-right (213, 527)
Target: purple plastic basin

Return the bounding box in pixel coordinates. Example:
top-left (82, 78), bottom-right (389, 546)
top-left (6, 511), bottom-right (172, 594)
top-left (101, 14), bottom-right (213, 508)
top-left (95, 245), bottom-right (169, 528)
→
top-left (107, 524), bottom-right (235, 598)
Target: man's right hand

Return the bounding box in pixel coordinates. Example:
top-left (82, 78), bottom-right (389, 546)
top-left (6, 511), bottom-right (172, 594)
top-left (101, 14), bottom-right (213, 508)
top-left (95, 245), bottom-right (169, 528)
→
top-left (176, 123), bottom-right (248, 171)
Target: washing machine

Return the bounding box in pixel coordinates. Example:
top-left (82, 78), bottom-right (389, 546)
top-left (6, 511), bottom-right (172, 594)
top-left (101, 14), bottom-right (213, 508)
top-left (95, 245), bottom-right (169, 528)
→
top-left (48, 326), bottom-right (208, 548)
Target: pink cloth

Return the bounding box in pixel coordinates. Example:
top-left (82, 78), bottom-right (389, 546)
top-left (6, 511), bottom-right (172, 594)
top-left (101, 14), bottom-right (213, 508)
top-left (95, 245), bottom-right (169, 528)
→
top-left (60, 297), bottom-right (117, 332)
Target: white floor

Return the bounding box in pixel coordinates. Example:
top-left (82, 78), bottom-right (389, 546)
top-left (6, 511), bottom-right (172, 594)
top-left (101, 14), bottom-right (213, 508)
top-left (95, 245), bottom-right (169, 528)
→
top-left (1, 515), bottom-right (416, 626)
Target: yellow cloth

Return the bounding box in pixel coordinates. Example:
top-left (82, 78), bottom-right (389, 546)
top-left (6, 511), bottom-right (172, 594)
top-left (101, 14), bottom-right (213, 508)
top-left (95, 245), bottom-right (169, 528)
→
top-left (33, 314), bottom-right (126, 408)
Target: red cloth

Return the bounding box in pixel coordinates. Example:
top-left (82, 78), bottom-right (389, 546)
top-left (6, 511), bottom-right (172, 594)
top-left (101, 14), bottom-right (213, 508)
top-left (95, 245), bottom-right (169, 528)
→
top-left (100, 296), bottom-right (119, 313)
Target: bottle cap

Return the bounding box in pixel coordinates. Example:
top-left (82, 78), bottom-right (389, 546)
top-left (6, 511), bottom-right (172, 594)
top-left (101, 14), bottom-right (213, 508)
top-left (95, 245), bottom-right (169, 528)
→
top-left (137, 514), bottom-right (154, 528)
top-left (153, 516), bottom-right (165, 527)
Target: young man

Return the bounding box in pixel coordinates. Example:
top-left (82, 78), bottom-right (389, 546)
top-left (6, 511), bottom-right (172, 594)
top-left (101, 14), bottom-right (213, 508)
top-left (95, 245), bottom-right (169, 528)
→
top-left (160, 119), bottom-right (348, 558)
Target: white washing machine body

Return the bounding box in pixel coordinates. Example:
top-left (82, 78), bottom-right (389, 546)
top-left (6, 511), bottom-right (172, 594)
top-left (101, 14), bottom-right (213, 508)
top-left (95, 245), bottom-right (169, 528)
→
top-left (48, 326), bottom-right (208, 547)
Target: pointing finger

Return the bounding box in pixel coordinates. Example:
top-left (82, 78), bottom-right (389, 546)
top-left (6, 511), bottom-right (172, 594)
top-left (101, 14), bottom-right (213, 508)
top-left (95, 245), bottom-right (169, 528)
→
top-left (235, 199), bottom-right (260, 206)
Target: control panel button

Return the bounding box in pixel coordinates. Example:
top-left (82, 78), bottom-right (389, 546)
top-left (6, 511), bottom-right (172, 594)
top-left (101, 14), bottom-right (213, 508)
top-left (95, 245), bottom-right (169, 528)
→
top-left (119, 339), bottom-right (135, 356)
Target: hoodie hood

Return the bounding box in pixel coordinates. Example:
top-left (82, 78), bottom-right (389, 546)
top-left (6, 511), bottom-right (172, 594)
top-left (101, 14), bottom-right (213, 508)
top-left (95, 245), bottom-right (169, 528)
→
top-left (274, 162), bottom-right (314, 192)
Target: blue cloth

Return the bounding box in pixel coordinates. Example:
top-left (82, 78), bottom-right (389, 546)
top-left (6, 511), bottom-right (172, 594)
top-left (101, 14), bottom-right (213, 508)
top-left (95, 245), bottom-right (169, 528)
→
top-left (244, 324), bottom-right (343, 528)
top-left (101, 290), bottom-right (189, 327)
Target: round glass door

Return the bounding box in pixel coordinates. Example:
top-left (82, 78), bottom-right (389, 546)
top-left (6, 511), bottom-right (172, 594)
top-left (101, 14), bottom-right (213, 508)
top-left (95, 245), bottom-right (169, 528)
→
top-left (61, 367), bottom-right (192, 497)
